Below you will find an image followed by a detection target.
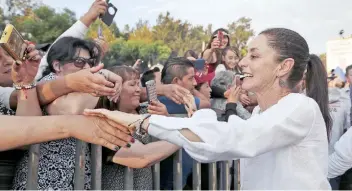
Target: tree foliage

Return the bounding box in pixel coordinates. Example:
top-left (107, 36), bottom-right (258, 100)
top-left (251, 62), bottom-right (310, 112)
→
top-left (1, 1), bottom-right (255, 68)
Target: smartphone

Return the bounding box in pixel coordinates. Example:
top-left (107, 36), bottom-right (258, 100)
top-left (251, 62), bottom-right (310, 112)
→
top-left (217, 30), bottom-right (223, 48)
top-left (145, 80), bottom-right (158, 104)
top-left (194, 59), bottom-right (205, 72)
top-left (100, 0), bottom-right (118, 26)
top-left (0, 24), bottom-right (27, 64)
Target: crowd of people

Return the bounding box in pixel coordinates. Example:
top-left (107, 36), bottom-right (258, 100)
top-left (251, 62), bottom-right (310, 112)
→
top-left (1, 0), bottom-right (352, 190)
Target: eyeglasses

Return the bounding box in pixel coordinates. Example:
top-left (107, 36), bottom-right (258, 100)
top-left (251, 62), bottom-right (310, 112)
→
top-left (66, 57), bottom-right (97, 68)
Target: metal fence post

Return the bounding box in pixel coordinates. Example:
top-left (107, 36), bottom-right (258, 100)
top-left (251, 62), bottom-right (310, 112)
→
top-left (233, 160), bottom-right (239, 190)
top-left (173, 149), bottom-right (183, 190)
top-left (26, 144), bottom-right (40, 190)
top-left (124, 167), bottom-right (134, 189)
top-left (91, 144), bottom-right (102, 190)
top-left (192, 160), bottom-right (201, 190)
top-left (219, 161), bottom-right (230, 190)
top-left (74, 140), bottom-right (87, 190)
top-left (152, 163), bottom-right (160, 190)
top-left (208, 162), bottom-right (217, 190)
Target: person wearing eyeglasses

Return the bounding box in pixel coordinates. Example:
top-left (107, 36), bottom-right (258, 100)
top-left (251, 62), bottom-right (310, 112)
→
top-left (12, 36), bottom-right (109, 190)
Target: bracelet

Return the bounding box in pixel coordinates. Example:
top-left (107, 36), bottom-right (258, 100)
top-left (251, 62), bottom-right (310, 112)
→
top-left (13, 82), bottom-right (36, 90)
top-left (128, 114), bottom-right (151, 137)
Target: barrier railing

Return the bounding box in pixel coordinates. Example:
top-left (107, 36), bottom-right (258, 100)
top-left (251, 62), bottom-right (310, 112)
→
top-left (25, 115), bottom-right (240, 190)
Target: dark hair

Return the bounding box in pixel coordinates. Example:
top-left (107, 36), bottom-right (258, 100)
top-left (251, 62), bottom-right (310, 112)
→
top-left (346, 65), bottom-right (352, 76)
top-left (141, 70), bottom-right (156, 87)
top-left (201, 28), bottom-right (231, 65)
top-left (42, 37), bottom-right (101, 77)
top-left (152, 67), bottom-right (160, 72)
top-left (161, 57), bottom-right (194, 84)
top-left (96, 66), bottom-right (140, 111)
top-left (260, 28), bottom-right (332, 140)
top-left (184, 50), bottom-right (198, 59)
top-left (222, 47), bottom-right (241, 73)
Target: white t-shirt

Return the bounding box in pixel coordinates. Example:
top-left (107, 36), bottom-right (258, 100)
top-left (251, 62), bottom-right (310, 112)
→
top-left (0, 87), bottom-right (14, 109)
top-left (148, 93), bottom-right (330, 189)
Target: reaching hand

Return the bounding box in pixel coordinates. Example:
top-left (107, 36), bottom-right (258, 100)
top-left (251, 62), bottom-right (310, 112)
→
top-left (148, 101), bottom-right (169, 116)
top-left (183, 93), bottom-right (197, 118)
top-left (11, 42), bottom-right (41, 84)
top-left (70, 115), bottom-right (134, 150)
top-left (83, 108), bottom-right (141, 131)
top-left (225, 86), bottom-right (241, 103)
top-left (161, 84), bottom-right (190, 105)
top-left (132, 59), bottom-right (142, 70)
top-left (64, 63), bottom-right (122, 97)
top-left (81, 0), bottom-right (108, 26)
top-left (240, 93), bottom-right (251, 106)
top-left (210, 39), bottom-right (221, 51)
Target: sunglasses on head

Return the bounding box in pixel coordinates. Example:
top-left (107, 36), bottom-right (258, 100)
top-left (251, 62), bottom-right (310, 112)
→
top-left (67, 57), bottom-right (97, 68)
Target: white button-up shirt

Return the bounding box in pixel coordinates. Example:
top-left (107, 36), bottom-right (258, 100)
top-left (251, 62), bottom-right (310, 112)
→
top-left (148, 93), bottom-right (331, 189)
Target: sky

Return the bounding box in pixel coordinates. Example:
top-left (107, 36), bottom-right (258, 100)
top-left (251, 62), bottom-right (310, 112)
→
top-left (4, 0), bottom-right (352, 54)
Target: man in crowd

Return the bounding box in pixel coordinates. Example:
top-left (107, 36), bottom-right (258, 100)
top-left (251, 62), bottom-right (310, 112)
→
top-left (157, 57), bottom-right (211, 189)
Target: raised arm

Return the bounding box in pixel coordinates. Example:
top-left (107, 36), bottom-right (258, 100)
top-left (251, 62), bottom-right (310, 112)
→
top-left (35, 0), bottom-right (108, 80)
top-left (0, 115), bottom-right (134, 152)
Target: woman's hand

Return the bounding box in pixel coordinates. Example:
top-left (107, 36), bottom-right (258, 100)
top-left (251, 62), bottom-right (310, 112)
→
top-left (225, 86), bottom-right (241, 103)
top-left (148, 101), bottom-right (169, 116)
top-left (69, 115), bottom-right (134, 150)
top-left (210, 39), bottom-right (221, 51)
top-left (80, 0), bottom-right (108, 26)
top-left (12, 42), bottom-right (41, 84)
top-left (160, 84), bottom-right (190, 105)
top-left (240, 93), bottom-right (251, 106)
top-left (183, 93), bottom-right (197, 117)
top-left (64, 63), bottom-right (122, 97)
top-left (83, 109), bottom-right (141, 131)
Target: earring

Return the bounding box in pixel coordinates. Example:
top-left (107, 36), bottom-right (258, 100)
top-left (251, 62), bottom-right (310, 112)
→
top-left (279, 78), bottom-right (287, 88)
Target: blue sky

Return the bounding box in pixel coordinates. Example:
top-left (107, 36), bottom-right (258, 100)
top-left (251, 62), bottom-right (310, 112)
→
top-left (4, 0), bottom-right (352, 54)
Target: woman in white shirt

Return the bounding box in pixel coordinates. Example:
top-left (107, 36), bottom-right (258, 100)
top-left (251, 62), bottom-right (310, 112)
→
top-left (84, 28), bottom-right (332, 189)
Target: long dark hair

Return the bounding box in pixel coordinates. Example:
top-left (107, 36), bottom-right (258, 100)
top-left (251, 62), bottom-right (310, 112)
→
top-left (260, 28), bottom-right (332, 140)
top-left (201, 28), bottom-right (230, 65)
top-left (42, 37), bottom-right (101, 78)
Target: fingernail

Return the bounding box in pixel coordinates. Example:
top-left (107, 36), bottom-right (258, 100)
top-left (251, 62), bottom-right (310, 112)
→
top-left (126, 143), bottom-right (131, 148)
top-left (114, 146), bottom-right (120, 151)
top-left (131, 138), bottom-right (135, 143)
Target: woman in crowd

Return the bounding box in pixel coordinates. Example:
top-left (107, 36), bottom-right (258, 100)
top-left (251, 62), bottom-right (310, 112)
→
top-left (43, 65), bottom-right (182, 189)
top-left (215, 47), bottom-right (241, 74)
top-left (201, 28), bottom-right (230, 73)
top-left (85, 28), bottom-right (332, 189)
top-left (12, 37), bottom-right (107, 190)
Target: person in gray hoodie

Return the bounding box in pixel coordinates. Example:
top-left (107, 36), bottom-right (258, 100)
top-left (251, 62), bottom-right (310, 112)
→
top-left (328, 86), bottom-right (351, 189)
top-left (210, 70), bottom-right (251, 119)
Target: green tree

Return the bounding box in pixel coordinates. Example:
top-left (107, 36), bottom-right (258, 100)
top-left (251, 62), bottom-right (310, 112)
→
top-left (227, 17), bottom-right (255, 57)
top-left (11, 5), bottom-right (77, 43)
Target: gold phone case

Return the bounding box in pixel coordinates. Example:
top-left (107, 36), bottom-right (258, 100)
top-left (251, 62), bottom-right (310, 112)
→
top-left (0, 24), bottom-right (26, 63)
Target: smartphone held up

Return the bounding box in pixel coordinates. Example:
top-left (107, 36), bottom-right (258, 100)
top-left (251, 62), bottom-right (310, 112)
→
top-left (0, 24), bottom-right (27, 65)
top-left (100, 0), bottom-right (118, 26)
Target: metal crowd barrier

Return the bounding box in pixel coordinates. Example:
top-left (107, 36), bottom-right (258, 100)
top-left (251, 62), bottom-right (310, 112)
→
top-left (26, 114), bottom-right (240, 190)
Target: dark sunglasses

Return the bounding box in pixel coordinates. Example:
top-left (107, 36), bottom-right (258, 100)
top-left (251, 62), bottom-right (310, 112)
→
top-left (66, 57), bottom-right (97, 68)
